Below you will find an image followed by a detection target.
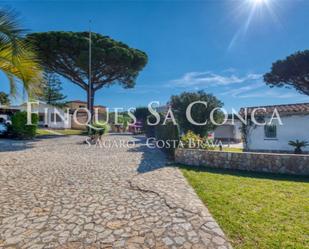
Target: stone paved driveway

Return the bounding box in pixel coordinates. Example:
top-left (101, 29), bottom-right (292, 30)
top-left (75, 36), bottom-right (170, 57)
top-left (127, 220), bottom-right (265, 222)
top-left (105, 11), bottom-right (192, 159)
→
top-left (0, 134), bottom-right (231, 249)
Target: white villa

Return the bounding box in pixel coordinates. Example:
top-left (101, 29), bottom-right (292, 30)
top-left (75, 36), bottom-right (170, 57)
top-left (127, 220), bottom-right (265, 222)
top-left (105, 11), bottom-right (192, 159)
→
top-left (240, 103), bottom-right (309, 153)
top-left (18, 102), bottom-right (71, 129)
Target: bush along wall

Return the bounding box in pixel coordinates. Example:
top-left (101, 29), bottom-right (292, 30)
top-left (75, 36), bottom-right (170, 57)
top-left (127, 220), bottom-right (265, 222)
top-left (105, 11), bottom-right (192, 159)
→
top-left (145, 113), bottom-right (166, 138)
top-left (11, 111), bottom-right (38, 139)
top-left (145, 115), bottom-right (159, 138)
top-left (154, 121), bottom-right (180, 157)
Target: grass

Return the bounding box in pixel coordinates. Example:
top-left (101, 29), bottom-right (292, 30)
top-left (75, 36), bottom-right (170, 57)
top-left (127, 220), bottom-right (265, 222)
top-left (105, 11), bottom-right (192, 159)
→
top-left (36, 129), bottom-right (52, 136)
top-left (57, 129), bottom-right (87, 135)
top-left (215, 147), bottom-right (243, 153)
top-left (36, 128), bottom-right (87, 136)
top-left (180, 165), bottom-right (309, 249)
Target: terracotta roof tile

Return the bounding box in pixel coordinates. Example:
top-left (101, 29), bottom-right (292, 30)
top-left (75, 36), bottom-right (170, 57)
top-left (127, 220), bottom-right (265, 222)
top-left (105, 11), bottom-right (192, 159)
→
top-left (239, 103), bottom-right (309, 116)
top-left (67, 100), bottom-right (106, 108)
top-left (67, 100), bottom-right (86, 104)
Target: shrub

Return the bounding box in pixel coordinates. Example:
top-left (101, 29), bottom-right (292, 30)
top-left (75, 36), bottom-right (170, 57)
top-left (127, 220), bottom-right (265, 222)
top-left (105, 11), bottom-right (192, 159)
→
top-left (108, 113), bottom-right (132, 132)
top-left (288, 140), bottom-right (309, 154)
top-left (11, 111), bottom-right (38, 139)
top-left (180, 131), bottom-right (203, 149)
top-left (145, 114), bottom-right (164, 138)
top-left (154, 121), bottom-right (180, 156)
top-left (89, 123), bottom-right (109, 136)
top-left (180, 131), bottom-right (215, 150)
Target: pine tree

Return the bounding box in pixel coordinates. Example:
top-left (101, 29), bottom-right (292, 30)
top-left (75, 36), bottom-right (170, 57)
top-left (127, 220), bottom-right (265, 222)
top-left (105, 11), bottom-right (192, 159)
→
top-left (39, 72), bottom-right (66, 106)
top-left (0, 92), bottom-right (10, 106)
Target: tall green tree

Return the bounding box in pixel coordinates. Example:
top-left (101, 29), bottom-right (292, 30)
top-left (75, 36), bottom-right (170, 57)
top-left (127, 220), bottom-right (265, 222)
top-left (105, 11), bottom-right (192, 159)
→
top-left (264, 50), bottom-right (309, 95)
top-left (0, 91), bottom-right (10, 105)
top-left (0, 9), bottom-right (42, 96)
top-left (133, 107), bottom-right (151, 130)
top-left (134, 107), bottom-right (150, 122)
top-left (26, 31), bottom-right (148, 122)
top-left (169, 91), bottom-right (224, 137)
top-left (39, 71), bottom-right (66, 106)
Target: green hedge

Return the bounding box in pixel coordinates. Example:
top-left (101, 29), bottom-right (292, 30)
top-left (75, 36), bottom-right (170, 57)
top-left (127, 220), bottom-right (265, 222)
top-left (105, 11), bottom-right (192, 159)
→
top-left (11, 111), bottom-right (38, 139)
top-left (145, 115), bottom-right (157, 138)
top-left (154, 121), bottom-right (180, 157)
top-left (144, 114), bottom-right (180, 156)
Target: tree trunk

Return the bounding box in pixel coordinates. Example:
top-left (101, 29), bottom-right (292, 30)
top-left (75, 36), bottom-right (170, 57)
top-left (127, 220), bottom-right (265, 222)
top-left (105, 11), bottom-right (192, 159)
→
top-left (87, 86), bottom-right (95, 129)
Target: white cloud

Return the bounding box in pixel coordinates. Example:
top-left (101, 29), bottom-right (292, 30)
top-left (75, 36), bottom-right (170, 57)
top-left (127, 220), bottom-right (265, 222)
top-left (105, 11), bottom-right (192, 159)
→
top-left (220, 82), bottom-right (264, 97)
top-left (170, 71), bottom-right (262, 88)
top-left (223, 67), bottom-right (237, 73)
top-left (221, 83), bottom-right (309, 100)
top-left (168, 70), bottom-right (309, 102)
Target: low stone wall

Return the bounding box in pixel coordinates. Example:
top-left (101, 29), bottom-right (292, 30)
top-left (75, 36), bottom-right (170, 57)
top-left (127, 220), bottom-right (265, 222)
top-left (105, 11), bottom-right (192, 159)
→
top-left (175, 148), bottom-right (309, 176)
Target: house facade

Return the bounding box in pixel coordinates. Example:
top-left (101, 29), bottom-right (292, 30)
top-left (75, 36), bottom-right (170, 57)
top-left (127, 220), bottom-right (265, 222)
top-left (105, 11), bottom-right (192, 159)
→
top-left (18, 102), bottom-right (71, 129)
top-left (66, 100), bottom-right (106, 130)
top-left (240, 103), bottom-right (309, 153)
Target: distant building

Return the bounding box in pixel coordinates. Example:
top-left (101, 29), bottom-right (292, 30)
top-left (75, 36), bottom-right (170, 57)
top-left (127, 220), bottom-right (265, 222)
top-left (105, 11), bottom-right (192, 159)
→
top-left (214, 117), bottom-right (242, 143)
top-left (0, 102), bottom-right (72, 129)
top-left (66, 100), bottom-right (106, 112)
top-left (18, 102), bottom-right (71, 129)
top-left (239, 103), bottom-right (309, 153)
top-left (66, 100), bottom-right (106, 130)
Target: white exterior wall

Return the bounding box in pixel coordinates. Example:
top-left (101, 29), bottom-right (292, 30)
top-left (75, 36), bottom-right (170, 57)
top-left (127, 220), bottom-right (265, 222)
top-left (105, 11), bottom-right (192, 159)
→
top-left (19, 103), bottom-right (71, 129)
top-left (47, 109), bottom-right (71, 129)
top-left (247, 114), bottom-right (309, 152)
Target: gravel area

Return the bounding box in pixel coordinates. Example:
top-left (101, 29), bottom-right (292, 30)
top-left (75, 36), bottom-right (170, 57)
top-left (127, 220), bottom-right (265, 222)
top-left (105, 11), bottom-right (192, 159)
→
top-left (0, 134), bottom-right (231, 249)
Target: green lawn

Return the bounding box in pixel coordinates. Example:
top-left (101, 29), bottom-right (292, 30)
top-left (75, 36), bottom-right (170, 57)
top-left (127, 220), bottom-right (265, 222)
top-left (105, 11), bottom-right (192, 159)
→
top-left (215, 147), bottom-right (243, 153)
top-left (36, 128), bottom-right (87, 136)
top-left (180, 165), bottom-right (309, 249)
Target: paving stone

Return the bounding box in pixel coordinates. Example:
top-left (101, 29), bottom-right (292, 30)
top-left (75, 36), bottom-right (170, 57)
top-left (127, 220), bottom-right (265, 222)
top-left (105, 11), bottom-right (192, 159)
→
top-left (84, 223), bottom-right (94, 230)
top-left (174, 236), bottom-right (186, 245)
top-left (0, 135), bottom-right (231, 248)
top-left (162, 237), bottom-right (174, 246)
top-left (5, 235), bottom-right (24, 245)
top-left (213, 236), bottom-right (226, 246)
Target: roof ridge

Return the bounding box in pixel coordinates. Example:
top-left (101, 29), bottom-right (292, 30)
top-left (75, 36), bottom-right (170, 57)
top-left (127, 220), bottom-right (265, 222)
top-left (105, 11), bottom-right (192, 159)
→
top-left (240, 102), bottom-right (309, 109)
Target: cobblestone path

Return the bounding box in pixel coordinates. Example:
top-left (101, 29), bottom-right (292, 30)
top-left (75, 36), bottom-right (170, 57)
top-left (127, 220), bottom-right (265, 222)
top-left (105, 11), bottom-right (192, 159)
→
top-left (0, 135), bottom-right (231, 249)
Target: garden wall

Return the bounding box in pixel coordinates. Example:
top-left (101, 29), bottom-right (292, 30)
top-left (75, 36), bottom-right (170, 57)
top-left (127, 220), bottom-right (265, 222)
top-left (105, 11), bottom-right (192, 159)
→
top-left (175, 148), bottom-right (309, 176)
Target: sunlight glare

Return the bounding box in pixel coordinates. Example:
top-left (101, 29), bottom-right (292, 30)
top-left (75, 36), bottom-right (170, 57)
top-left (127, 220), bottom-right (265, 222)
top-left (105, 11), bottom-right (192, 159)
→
top-left (228, 0), bottom-right (280, 51)
top-left (251, 0), bottom-right (267, 5)
top-left (249, 0), bottom-right (270, 8)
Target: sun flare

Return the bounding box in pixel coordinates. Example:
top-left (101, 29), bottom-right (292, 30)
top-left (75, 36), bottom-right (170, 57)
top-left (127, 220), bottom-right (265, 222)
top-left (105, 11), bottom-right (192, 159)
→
top-left (250, 0), bottom-right (269, 6)
top-left (228, 0), bottom-right (279, 50)
top-left (253, 0), bottom-right (264, 3)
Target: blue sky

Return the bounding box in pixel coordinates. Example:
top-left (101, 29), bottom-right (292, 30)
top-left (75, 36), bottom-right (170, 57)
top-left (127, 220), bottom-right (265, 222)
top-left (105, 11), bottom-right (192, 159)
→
top-left (1, 0), bottom-right (309, 111)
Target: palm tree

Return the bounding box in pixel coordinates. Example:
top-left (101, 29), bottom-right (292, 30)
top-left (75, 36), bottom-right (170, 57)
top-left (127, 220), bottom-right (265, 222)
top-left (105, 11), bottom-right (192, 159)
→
top-left (288, 140), bottom-right (309, 154)
top-left (0, 8), bottom-right (41, 97)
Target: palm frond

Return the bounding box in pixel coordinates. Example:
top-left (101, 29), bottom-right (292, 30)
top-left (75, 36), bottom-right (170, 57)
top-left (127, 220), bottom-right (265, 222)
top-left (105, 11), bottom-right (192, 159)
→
top-left (0, 8), bottom-right (26, 45)
top-left (0, 41), bottom-right (42, 96)
top-left (288, 140), bottom-right (309, 148)
top-left (0, 8), bottom-right (42, 97)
